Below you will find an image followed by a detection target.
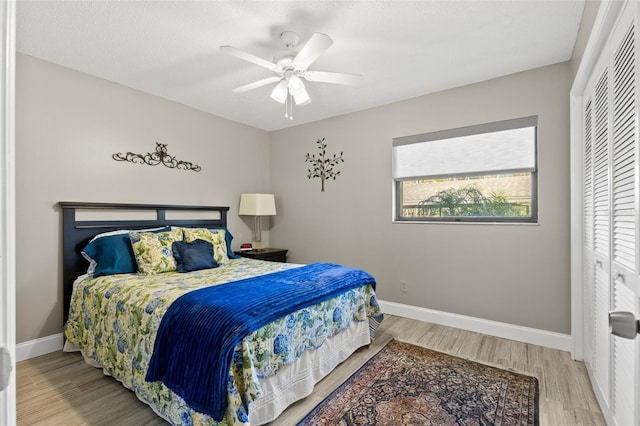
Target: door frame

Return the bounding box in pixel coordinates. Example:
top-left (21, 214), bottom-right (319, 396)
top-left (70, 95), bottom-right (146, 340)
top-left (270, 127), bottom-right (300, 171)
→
top-left (0, 0), bottom-right (16, 424)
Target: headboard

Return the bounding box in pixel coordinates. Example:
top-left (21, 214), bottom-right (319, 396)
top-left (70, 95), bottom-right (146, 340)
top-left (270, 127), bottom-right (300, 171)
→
top-left (58, 202), bottom-right (230, 323)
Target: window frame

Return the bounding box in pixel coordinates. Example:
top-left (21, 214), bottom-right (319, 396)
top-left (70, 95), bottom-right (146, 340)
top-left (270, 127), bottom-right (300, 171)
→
top-left (393, 116), bottom-right (539, 223)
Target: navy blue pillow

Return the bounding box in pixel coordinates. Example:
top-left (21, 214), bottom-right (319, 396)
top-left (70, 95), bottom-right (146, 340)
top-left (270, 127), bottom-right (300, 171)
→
top-left (82, 227), bottom-right (170, 277)
top-left (172, 239), bottom-right (219, 273)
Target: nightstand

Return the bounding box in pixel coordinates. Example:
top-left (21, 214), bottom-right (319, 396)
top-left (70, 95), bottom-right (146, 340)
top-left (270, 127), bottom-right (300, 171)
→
top-left (235, 248), bottom-right (288, 263)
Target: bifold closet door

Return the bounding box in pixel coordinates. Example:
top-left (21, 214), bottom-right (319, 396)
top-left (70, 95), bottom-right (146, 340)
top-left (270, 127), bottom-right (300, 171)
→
top-left (582, 2), bottom-right (640, 424)
top-left (609, 5), bottom-right (639, 425)
top-left (583, 30), bottom-right (612, 413)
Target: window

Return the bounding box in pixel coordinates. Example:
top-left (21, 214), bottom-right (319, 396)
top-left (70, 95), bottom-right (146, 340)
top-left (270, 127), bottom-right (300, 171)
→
top-left (393, 116), bottom-right (538, 223)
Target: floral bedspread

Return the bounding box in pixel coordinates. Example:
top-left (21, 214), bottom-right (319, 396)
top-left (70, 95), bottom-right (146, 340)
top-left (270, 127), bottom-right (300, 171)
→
top-left (64, 257), bottom-right (383, 425)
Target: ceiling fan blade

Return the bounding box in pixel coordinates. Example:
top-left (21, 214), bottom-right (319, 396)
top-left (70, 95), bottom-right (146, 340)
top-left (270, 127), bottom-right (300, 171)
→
top-left (232, 76), bottom-right (282, 93)
top-left (304, 70), bottom-right (363, 86)
top-left (293, 33), bottom-right (333, 69)
top-left (220, 46), bottom-right (281, 73)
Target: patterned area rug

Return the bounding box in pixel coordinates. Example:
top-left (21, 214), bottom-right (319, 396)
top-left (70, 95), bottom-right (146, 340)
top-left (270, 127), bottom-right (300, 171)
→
top-left (297, 340), bottom-right (539, 426)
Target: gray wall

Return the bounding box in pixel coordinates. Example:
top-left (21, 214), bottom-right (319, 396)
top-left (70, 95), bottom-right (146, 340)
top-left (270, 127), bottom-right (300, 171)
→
top-left (16, 56), bottom-right (576, 342)
top-left (15, 54), bottom-right (270, 342)
top-left (269, 62), bottom-right (571, 334)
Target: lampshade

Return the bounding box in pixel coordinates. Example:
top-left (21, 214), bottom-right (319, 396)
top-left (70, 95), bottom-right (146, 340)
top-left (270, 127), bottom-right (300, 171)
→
top-left (288, 75), bottom-right (306, 96)
top-left (239, 193), bottom-right (277, 216)
top-left (270, 80), bottom-right (288, 104)
top-left (293, 89), bottom-right (311, 106)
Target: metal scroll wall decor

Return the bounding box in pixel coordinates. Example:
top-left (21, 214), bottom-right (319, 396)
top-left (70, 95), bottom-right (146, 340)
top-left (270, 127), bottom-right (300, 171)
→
top-left (305, 137), bottom-right (344, 192)
top-left (113, 142), bottom-right (202, 172)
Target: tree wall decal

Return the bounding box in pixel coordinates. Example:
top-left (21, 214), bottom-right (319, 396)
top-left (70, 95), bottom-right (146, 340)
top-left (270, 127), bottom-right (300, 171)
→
top-left (305, 138), bottom-right (344, 192)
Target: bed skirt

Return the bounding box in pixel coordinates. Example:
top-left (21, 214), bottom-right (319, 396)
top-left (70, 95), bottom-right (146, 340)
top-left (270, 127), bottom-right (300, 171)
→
top-left (64, 318), bottom-right (371, 425)
top-left (249, 318), bottom-right (370, 424)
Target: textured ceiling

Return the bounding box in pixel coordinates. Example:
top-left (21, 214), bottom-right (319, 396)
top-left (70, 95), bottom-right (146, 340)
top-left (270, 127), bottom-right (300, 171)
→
top-left (16, 1), bottom-right (586, 131)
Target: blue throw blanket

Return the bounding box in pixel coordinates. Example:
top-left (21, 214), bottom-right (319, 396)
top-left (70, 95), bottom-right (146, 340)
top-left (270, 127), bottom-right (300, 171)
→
top-left (145, 262), bottom-right (376, 421)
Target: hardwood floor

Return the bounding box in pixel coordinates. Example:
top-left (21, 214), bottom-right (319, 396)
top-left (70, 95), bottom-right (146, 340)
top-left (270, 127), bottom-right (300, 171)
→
top-left (17, 315), bottom-right (605, 425)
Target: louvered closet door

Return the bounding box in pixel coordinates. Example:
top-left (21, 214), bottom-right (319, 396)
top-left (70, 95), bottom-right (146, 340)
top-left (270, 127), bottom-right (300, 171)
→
top-left (590, 61), bottom-right (611, 405)
top-left (609, 6), bottom-right (640, 425)
top-left (581, 2), bottom-right (640, 424)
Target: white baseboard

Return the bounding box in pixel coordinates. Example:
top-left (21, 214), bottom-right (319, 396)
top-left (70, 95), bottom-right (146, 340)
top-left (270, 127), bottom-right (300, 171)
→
top-left (16, 302), bottom-right (572, 362)
top-left (379, 300), bottom-right (572, 352)
top-left (16, 333), bottom-right (64, 362)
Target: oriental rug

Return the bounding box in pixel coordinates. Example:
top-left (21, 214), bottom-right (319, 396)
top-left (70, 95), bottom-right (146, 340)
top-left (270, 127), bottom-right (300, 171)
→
top-left (297, 340), bottom-right (538, 426)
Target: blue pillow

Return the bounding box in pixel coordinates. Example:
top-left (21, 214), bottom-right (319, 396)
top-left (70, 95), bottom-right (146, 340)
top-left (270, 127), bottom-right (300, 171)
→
top-left (82, 227), bottom-right (170, 277)
top-left (172, 239), bottom-right (219, 273)
top-left (208, 227), bottom-right (240, 259)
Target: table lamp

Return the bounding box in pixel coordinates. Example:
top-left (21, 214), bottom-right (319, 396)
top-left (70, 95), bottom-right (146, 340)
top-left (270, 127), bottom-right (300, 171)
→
top-left (239, 193), bottom-right (276, 250)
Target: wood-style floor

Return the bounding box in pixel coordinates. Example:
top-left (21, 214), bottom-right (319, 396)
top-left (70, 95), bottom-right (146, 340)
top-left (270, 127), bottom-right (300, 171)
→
top-left (17, 315), bottom-right (605, 425)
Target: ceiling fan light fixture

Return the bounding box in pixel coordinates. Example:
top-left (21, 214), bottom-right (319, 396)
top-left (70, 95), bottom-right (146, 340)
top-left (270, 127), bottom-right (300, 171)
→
top-left (293, 89), bottom-right (311, 106)
top-left (222, 31), bottom-right (359, 119)
top-left (270, 79), bottom-right (288, 104)
top-left (287, 75), bottom-right (306, 96)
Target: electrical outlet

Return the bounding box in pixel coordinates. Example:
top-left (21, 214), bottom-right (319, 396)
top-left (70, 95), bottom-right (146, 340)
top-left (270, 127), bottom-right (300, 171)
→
top-left (400, 281), bottom-right (408, 293)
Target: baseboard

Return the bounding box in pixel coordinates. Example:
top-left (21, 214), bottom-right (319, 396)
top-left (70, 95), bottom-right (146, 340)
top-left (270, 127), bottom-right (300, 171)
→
top-left (16, 333), bottom-right (64, 362)
top-left (379, 300), bottom-right (572, 352)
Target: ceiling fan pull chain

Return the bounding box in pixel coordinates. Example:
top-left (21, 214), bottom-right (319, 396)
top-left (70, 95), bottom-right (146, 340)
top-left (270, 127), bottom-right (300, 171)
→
top-left (284, 93), bottom-right (290, 119)
top-left (284, 96), bottom-right (288, 119)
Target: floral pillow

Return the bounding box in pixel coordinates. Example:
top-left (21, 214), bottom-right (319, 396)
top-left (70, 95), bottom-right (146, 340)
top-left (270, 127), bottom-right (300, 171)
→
top-left (181, 227), bottom-right (229, 264)
top-left (130, 228), bottom-right (183, 274)
top-left (207, 227), bottom-right (240, 259)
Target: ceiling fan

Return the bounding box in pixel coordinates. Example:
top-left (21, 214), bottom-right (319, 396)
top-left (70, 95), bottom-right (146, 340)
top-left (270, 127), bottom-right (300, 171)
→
top-left (220, 31), bottom-right (362, 119)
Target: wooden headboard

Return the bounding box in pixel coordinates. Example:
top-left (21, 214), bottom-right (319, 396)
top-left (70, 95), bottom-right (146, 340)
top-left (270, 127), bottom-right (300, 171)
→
top-left (58, 202), bottom-right (230, 322)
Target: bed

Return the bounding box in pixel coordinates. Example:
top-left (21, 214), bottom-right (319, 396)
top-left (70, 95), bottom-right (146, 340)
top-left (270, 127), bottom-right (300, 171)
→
top-left (59, 202), bottom-right (383, 425)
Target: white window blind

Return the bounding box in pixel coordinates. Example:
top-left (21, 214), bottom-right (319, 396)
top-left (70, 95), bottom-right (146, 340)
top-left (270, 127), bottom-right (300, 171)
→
top-left (393, 116), bottom-right (537, 180)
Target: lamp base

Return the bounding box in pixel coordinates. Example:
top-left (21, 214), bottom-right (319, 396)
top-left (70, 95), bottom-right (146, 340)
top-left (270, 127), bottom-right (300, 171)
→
top-left (251, 241), bottom-right (265, 251)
